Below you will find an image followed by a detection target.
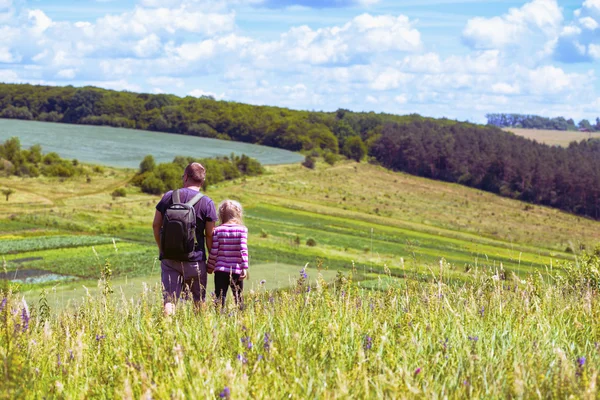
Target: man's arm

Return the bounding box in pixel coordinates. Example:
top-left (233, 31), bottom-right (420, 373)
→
top-left (205, 221), bottom-right (215, 252)
top-left (152, 210), bottom-right (163, 251)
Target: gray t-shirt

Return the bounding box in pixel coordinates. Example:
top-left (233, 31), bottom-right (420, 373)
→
top-left (156, 188), bottom-right (217, 262)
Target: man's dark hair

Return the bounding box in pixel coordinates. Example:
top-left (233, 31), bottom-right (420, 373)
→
top-left (185, 162), bottom-right (206, 186)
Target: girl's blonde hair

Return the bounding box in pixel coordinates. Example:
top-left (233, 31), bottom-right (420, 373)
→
top-left (218, 199), bottom-right (244, 225)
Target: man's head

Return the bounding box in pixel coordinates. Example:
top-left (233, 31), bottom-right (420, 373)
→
top-left (183, 162), bottom-right (206, 188)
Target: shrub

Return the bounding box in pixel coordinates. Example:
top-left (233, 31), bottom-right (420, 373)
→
top-left (111, 188), bottom-right (127, 198)
top-left (324, 152), bottom-right (337, 166)
top-left (139, 155), bottom-right (156, 174)
top-left (306, 238), bottom-right (317, 247)
top-left (302, 156), bottom-right (316, 169)
top-left (141, 175), bottom-right (166, 195)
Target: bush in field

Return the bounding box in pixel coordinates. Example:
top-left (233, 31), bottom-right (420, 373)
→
top-left (111, 188), bottom-right (127, 198)
top-left (323, 151), bottom-right (337, 165)
top-left (306, 237), bottom-right (317, 247)
top-left (302, 156), bottom-right (315, 169)
top-left (141, 175), bottom-right (166, 195)
top-left (139, 155), bottom-right (156, 173)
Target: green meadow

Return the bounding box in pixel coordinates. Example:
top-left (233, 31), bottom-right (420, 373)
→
top-left (1, 157), bottom-right (600, 398)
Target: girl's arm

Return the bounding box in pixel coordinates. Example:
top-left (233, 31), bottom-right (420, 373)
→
top-left (240, 227), bottom-right (249, 270)
top-left (207, 230), bottom-right (219, 273)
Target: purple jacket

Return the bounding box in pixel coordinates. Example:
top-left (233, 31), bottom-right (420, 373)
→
top-left (207, 224), bottom-right (249, 274)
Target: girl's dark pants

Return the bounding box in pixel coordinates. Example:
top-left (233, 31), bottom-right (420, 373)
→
top-left (214, 271), bottom-right (244, 307)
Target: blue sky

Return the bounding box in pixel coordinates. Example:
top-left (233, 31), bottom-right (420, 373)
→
top-left (0, 0), bottom-right (599, 123)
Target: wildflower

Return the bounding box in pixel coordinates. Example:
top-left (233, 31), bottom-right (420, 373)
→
top-left (236, 353), bottom-right (248, 364)
top-left (364, 335), bottom-right (373, 351)
top-left (0, 297), bottom-right (6, 313)
top-left (96, 334), bottom-right (106, 341)
top-left (306, 285), bottom-right (311, 293)
top-left (479, 306), bottom-right (485, 317)
top-left (260, 280), bottom-right (266, 285)
top-left (57, 354), bottom-right (62, 367)
top-left (414, 368), bottom-right (421, 376)
top-left (263, 333), bottom-right (272, 352)
top-left (219, 387), bottom-right (231, 399)
top-left (21, 307), bottom-right (30, 332)
top-left (241, 336), bottom-right (252, 350)
top-left (578, 357), bottom-right (586, 367)
top-left (468, 336), bottom-right (479, 342)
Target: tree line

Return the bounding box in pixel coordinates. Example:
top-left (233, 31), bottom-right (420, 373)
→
top-left (132, 154), bottom-right (264, 195)
top-left (371, 121), bottom-right (600, 219)
top-left (0, 137), bottom-right (91, 178)
top-left (1, 83), bottom-right (600, 220)
top-left (486, 113), bottom-right (600, 132)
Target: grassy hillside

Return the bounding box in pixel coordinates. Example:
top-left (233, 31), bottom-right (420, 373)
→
top-left (2, 159), bottom-right (599, 398)
top-left (1, 159), bottom-right (598, 299)
top-left (505, 127), bottom-right (600, 147)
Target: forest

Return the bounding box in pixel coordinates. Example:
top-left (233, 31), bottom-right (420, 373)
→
top-left (486, 113), bottom-right (600, 131)
top-left (1, 83), bottom-right (599, 220)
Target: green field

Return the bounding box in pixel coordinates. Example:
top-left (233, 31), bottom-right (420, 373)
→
top-left (0, 119), bottom-right (304, 167)
top-left (1, 158), bottom-right (598, 294)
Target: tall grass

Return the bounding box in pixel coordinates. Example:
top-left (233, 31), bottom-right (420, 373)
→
top-left (2, 255), bottom-right (599, 399)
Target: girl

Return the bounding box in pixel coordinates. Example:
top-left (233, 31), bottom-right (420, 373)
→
top-left (207, 199), bottom-right (248, 307)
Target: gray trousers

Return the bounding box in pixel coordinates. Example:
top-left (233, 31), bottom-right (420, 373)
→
top-left (161, 259), bottom-right (207, 303)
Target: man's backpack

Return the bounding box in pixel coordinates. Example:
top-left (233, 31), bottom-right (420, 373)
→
top-left (161, 189), bottom-right (204, 261)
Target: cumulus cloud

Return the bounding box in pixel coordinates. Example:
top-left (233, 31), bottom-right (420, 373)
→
top-left (249, 13), bottom-right (421, 68)
top-left (260, 0), bottom-right (379, 8)
top-left (554, 0), bottom-right (600, 62)
top-left (462, 0), bottom-right (562, 49)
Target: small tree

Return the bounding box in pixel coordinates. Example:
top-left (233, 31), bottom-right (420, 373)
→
top-left (342, 136), bottom-right (367, 162)
top-left (139, 155), bottom-right (156, 174)
top-left (2, 188), bottom-right (14, 201)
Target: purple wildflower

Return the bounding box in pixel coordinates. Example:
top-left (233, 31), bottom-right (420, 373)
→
top-left (236, 353), bottom-right (248, 364)
top-left (468, 336), bottom-right (479, 342)
top-left (241, 336), bottom-right (252, 350)
top-left (364, 335), bottom-right (373, 351)
top-left (578, 357), bottom-right (586, 367)
top-left (57, 354), bottom-right (62, 367)
top-left (414, 368), bottom-right (421, 376)
top-left (263, 333), bottom-right (272, 352)
top-left (479, 306), bottom-right (485, 317)
top-left (260, 280), bottom-right (266, 285)
top-left (219, 387), bottom-right (231, 399)
top-left (0, 297), bottom-right (6, 313)
top-left (96, 334), bottom-right (106, 341)
top-left (21, 307), bottom-right (30, 332)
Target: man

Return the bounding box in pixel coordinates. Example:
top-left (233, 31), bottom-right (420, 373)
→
top-left (152, 162), bottom-right (217, 314)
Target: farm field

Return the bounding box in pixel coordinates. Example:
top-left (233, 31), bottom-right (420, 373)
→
top-left (0, 119), bottom-right (304, 167)
top-left (1, 159), bottom-right (598, 293)
top-left (1, 158), bottom-right (599, 398)
top-left (504, 127), bottom-right (600, 146)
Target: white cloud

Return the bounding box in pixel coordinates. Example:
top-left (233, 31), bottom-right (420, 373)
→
top-left (370, 68), bottom-right (410, 90)
top-left (250, 13), bottom-right (421, 67)
top-left (491, 82), bottom-right (521, 95)
top-left (0, 69), bottom-right (18, 82)
top-left (133, 34), bottom-right (162, 58)
top-left (188, 89), bottom-right (225, 99)
top-left (57, 69), bottom-right (77, 79)
top-left (554, 0), bottom-right (600, 62)
top-left (462, 0), bottom-right (562, 49)
top-left (147, 76), bottom-right (185, 88)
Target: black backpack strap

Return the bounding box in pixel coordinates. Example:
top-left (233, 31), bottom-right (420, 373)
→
top-left (185, 192), bottom-right (204, 207)
top-left (172, 189), bottom-right (181, 205)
